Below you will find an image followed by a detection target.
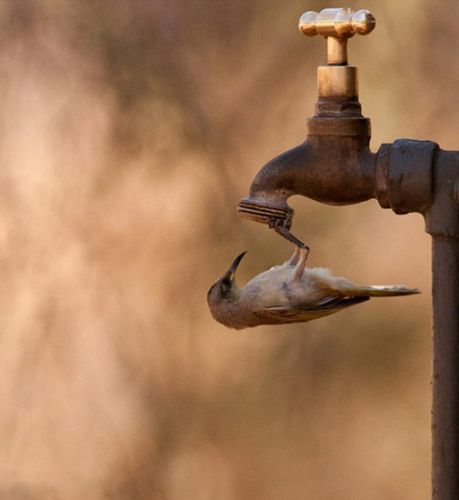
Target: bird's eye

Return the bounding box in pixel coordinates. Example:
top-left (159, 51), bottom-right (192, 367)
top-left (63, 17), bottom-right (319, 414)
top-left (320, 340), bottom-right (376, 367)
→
top-left (220, 278), bottom-right (231, 295)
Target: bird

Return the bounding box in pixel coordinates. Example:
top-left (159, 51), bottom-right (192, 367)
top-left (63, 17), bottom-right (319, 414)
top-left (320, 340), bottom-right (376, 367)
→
top-left (207, 247), bottom-right (420, 329)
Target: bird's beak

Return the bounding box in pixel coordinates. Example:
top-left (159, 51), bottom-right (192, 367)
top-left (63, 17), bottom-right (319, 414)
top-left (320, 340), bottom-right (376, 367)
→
top-left (224, 251), bottom-right (247, 282)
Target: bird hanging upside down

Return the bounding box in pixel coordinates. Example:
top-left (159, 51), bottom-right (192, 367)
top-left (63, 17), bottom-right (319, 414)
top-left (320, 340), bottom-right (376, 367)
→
top-left (207, 247), bottom-right (419, 329)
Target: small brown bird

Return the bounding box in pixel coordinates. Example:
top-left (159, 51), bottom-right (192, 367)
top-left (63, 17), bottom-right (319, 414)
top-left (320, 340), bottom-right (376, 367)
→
top-left (207, 247), bottom-right (419, 329)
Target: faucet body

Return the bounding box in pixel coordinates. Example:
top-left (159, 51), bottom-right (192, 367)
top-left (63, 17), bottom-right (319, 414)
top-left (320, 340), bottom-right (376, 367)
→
top-left (248, 130), bottom-right (375, 206)
top-left (238, 8), bottom-right (459, 499)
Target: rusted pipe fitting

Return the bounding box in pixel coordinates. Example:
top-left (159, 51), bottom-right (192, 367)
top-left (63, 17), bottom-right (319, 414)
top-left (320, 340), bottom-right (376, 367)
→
top-left (375, 139), bottom-right (438, 215)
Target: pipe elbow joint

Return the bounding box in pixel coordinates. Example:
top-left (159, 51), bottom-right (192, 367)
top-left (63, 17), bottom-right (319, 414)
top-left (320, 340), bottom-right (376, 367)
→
top-left (375, 139), bottom-right (438, 215)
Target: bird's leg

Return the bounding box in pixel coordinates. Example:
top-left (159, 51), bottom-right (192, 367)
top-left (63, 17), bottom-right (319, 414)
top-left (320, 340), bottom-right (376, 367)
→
top-left (286, 246), bottom-right (301, 266)
top-left (292, 246), bottom-right (309, 282)
top-left (272, 225), bottom-right (310, 253)
top-left (269, 218), bottom-right (310, 268)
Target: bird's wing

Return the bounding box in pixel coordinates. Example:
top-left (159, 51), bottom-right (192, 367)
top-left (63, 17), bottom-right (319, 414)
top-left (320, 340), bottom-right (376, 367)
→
top-left (253, 296), bottom-right (369, 324)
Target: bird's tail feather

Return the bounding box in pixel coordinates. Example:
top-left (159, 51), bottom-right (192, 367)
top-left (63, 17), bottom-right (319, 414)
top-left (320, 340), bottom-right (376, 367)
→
top-left (345, 285), bottom-right (420, 297)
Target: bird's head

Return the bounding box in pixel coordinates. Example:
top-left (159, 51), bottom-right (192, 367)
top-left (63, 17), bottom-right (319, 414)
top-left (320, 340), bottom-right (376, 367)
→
top-left (207, 251), bottom-right (246, 324)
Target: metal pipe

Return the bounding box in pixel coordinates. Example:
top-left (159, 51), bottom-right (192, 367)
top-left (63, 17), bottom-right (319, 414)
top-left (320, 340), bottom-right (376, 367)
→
top-left (431, 236), bottom-right (459, 499)
top-left (427, 149), bottom-right (459, 499)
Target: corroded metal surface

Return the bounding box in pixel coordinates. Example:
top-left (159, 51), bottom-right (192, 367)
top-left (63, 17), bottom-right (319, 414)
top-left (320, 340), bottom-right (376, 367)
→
top-left (431, 237), bottom-right (459, 499)
top-left (375, 139), bottom-right (438, 215)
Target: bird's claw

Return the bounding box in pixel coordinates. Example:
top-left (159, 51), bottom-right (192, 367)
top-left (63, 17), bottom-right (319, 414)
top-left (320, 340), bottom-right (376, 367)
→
top-left (272, 225), bottom-right (310, 259)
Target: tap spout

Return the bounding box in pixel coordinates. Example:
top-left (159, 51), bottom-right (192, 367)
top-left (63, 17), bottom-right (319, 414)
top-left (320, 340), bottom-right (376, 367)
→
top-left (238, 122), bottom-right (377, 231)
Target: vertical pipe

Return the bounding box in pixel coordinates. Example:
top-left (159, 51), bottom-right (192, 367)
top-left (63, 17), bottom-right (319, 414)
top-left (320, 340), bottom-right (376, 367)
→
top-left (432, 236), bottom-right (459, 499)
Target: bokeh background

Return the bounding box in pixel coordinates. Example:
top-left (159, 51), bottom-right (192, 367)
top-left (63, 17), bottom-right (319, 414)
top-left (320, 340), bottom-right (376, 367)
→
top-left (0, 1), bottom-right (457, 498)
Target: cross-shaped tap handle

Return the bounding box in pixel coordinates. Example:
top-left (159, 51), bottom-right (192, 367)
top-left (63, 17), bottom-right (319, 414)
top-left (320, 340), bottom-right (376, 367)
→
top-left (299, 8), bottom-right (375, 65)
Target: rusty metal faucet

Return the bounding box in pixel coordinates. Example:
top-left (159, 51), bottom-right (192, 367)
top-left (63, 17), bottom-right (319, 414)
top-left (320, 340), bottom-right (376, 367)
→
top-left (238, 7), bottom-right (459, 500)
top-left (238, 8), bottom-right (377, 245)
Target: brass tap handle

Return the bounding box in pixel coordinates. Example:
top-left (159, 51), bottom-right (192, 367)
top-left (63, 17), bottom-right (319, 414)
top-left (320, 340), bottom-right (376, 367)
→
top-left (299, 8), bottom-right (375, 65)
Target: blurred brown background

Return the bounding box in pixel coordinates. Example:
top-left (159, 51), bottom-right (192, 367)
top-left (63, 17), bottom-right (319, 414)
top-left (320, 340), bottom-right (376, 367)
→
top-left (0, 1), bottom-right (456, 498)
